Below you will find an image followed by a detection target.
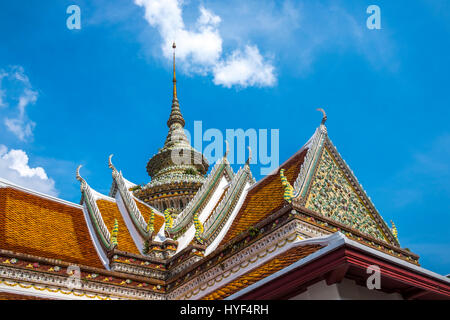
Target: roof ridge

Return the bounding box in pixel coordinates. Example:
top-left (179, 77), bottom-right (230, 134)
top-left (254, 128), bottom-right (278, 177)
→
top-left (133, 195), bottom-right (164, 217)
top-left (91, 188), bottom-right (117, 202)
top-left (247, 128), bottom-right (317, 193)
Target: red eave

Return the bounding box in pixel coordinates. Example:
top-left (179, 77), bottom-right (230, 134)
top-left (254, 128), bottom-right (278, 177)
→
top-left (235, 244), bottom-right (450, 300)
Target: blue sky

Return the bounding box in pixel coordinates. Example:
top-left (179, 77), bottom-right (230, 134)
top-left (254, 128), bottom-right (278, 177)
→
top-left (0, 0), bottom-right (449, 275)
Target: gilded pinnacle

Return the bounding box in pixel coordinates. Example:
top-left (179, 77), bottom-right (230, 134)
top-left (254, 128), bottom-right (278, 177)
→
top-left (167, 41), bottom-right (185, 128)
top-left (172, 41), bottom-right (177, 100)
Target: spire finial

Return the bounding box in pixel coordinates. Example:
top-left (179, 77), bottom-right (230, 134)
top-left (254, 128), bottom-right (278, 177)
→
top-left (166, 42), bottom-right (185, 128)
top-left (172, 41), bottom-right (177, 100)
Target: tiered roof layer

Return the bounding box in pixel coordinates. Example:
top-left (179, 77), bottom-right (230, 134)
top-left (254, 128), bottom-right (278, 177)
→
top-left (0, 187), bottom-right (103, 268)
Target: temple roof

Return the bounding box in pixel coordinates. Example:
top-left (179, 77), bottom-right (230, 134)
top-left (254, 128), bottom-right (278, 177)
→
top-left (0, 181), bottom-right (103, 269)
top-left (134, 197), bottom-right (165, 234)
top-left (220, 145), bottom-right (309, 246)
top-left (2, 106), bottom-right (444, 300)
top-left (96, 199), bottom-right (140, 255)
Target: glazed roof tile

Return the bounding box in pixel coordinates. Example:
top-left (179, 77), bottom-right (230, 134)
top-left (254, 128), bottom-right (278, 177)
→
top-left (201, 244), bottom-right (322, 300)
top-left (133, 198), bottom-right (165, 234)
top-left (219, 149), bottom-right (308, 245)
top-left (96, 200), bottom-right (140, 255)
top-left (0, 187), bottom-right (103, 268)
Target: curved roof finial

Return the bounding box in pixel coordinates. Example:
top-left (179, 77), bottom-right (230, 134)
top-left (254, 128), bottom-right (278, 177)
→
top-left (224, 140), bottom-right (229, 159)
top-left (76, 165), bottom-right (87, 192)
top-left (76, 165), bottom-right (85, 183)
top-left (246, 146), bottom-right (252, 165)
top-left (317, 108), bottom-right (327, 125)
top-left (108, 154), bottom-right (116, 171)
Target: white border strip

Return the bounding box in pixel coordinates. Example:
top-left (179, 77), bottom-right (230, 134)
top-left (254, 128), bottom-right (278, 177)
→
top-left (0, 176), bottom-right (82, 208)
top-left (0, 282), bottom-right (110, 300)
top-left (81, 205), bottom-right (111, 269)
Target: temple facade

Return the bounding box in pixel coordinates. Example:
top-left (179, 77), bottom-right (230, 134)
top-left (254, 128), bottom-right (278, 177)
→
top-left (0, 46), bottom-right (449, 300)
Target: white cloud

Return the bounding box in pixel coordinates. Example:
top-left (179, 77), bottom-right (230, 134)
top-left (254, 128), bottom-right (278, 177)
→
top-left (204, 0), bottom-right (398, 75)
top-left (134, 0), bottom-right (276, 87)
top-left (0, 144), bottom-right (58, 196)
top-left (213, 45), bottom-right (276, 88)
top-left (0, 66), bottom-right (38, 141)
top-left (0, 72), bottom-right (7, 107)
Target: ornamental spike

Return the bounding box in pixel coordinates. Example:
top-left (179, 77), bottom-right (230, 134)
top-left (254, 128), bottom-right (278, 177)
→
top-left (164, 208), bottom-right (174, 231)
top-left (193, 212), bottom-right (204, 244)
top-left (111, 219), bottom-right (119, 247)
top-left (390, 220), bottom-right (399, 242)
top-left (147, 208), bottom-right (155, 234)
top-left (280, 169), bottom-right (294, 204)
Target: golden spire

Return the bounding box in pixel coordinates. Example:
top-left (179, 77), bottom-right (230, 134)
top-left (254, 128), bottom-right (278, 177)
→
top-left (147, 41), bottom-right (209, 180)
top-left (167, 41), bottom-right (185, 128)
top-left (172, 42), bottom-right (177, 101)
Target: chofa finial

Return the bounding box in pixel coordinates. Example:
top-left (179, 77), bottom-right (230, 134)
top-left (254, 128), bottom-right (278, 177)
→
top-left (108, 154), bottom-right (116, 170)
top-left (317, 108), bottom-right (327, 125)
top-left (246, 146), bottom-right (252, 165)
top-left (76, 165), bottom-right (84, 183)
top-left (224, 140), bottom-right (229, 159)
top-left (76, 165), bottom-right (87, 191)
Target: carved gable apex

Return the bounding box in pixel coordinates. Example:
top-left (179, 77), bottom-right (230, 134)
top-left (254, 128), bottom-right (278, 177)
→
top-left (293, 127), bottom-right (399, 246)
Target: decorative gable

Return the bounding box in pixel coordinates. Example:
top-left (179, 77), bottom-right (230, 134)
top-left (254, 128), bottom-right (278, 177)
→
top-left (292, 123), bottom-right (398, 247)
top-left (305, 147), bottom-right (386, 242)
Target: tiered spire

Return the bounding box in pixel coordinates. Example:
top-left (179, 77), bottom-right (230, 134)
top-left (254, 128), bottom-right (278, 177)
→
top-left (167, 42), bottom-right (185, 128)
top-left (144, 43), bottom-right (209, 213)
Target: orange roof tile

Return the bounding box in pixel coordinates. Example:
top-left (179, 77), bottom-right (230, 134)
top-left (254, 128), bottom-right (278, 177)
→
top-left (96, 200), bottom-right (140, 255)
top-left (134, 199), bottom-right (165, 234)
top-left (201, 244), bottom-right (322, 300)
top-left (220, 149), bottom-right (308, 245)
top-left (0, 187), bottom-right (103, 268)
